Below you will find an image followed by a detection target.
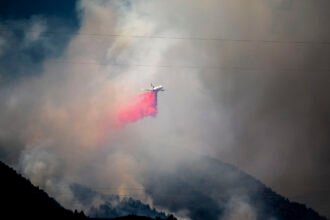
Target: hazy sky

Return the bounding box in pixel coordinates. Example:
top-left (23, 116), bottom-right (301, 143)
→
top-left (1, 0), bottom-right (330, 218)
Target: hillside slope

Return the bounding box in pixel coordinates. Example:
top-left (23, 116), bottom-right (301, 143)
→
top-left (0, 161), bottom-right (88, 219)
top-left (0, 161), bottom-right (164, 220)
top-left (144, 156), bottom-right (328, 220)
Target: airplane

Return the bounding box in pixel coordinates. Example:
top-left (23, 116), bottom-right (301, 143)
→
top-left (145, 83), bottom-right (165, 92)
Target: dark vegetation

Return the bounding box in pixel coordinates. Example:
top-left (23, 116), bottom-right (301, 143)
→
top-left (71, 184), bottom-right (170, 219)
top-left (0, 157), bottom-right (327, 220)
top-left (0, 160), bottom-right (87, 219)
top-left (0, 160), bottom-right (174, 220)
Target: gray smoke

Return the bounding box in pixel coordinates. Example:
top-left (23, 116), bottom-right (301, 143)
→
top-left (0, 0), bottom-right (330, 218)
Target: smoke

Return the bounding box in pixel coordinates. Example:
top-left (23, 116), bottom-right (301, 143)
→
top-left (222, 197), bottom-right (257, 220)
top-left (1, 0), bottom-right (330, 218)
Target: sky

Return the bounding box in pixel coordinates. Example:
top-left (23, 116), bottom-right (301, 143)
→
top-left (1, 0), bottom-right (330, 219)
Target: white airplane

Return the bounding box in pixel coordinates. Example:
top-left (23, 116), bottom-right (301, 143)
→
top-left (145, 83), bottom-right (165, 92)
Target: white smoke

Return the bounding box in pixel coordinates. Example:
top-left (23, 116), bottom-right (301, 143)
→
top-left (222, 197), bottom-right (257, 220)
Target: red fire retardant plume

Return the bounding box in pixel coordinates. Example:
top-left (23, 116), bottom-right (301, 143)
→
top-left (115, 91), bottom-right (158, 126)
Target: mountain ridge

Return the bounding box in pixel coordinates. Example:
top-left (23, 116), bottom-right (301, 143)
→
top-left (0, 157), bottom-right (328, 220)
top-left (144, 156), bottom-right (328, 220)
top-left (0, 160), bottom-right (171, 220)
top-left (0, 160), bottom-right (87, 219)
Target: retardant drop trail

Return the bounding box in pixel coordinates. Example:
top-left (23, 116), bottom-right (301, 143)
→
top-left (115, 91), bottom-right (158, 126)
